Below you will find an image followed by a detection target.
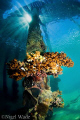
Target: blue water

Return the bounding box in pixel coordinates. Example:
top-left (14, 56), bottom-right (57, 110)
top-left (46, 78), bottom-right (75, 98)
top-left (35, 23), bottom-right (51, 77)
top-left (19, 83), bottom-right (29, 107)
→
top-left (0, 0), bottom-right (80, 120)
top-left (48, 18), bottom-right (80, 120)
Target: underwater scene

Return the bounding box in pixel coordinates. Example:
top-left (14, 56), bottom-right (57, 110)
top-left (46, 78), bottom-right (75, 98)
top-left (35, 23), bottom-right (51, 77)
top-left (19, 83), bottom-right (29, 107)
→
top-left (0, 0), bottom-right (80, 120)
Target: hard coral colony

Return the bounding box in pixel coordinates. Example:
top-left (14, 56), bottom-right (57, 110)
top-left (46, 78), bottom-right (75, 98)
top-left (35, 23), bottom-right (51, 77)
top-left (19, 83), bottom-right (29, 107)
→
top-left (7, 51), bottom-right (74, 119)
top-left (7, 51), bottom-right (74, 80)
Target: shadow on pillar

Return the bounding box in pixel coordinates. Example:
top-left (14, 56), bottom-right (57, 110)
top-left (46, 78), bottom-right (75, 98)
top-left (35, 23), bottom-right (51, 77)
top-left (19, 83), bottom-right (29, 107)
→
top-left (50, 76), bottom-right (61, 91)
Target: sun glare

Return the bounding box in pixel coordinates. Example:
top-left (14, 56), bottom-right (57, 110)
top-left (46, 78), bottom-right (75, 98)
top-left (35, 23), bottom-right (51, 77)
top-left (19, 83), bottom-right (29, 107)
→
top-left (24, 13), bottom-right (32, 23)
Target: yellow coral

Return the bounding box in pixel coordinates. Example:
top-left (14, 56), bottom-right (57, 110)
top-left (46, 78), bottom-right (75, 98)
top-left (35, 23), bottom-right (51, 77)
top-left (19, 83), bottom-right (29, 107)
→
top-left (50, 98), bottom-right (53, 102)
top-left (45, 98), bottom-right (49, 102)
top-left (7, 51), bottom-right (74, 80)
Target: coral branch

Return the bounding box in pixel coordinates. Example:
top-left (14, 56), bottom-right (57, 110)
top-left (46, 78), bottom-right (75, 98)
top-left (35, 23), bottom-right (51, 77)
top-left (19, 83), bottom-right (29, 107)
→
top-left (7, 51), bottom-right (74, 80)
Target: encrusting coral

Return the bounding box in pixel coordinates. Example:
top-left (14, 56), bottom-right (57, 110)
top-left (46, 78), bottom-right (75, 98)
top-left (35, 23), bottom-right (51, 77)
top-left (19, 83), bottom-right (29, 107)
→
top-left (7, 51), bottom-right (74, 80)
top-left (38, 89), bottom-right (64, 108)
top-left (6, 59), bottom-right (27, 80)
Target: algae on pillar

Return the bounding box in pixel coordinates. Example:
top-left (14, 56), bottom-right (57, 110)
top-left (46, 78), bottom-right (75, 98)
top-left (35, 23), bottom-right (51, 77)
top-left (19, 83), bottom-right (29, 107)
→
top-left (26, 10), bottom-right (46, 54)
